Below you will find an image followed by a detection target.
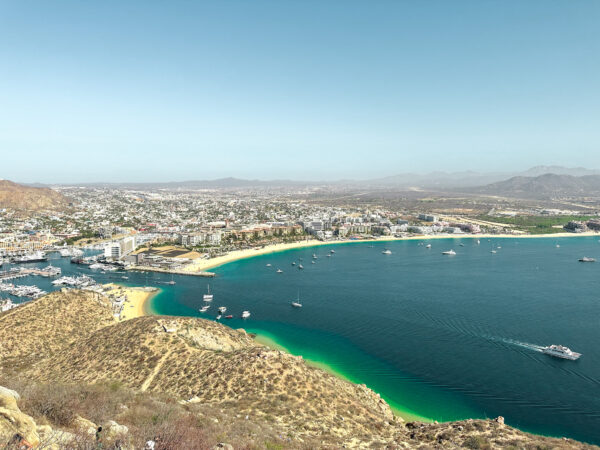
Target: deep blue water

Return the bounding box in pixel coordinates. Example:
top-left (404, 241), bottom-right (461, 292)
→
top-left (5, 237), bottom-right (600, 444)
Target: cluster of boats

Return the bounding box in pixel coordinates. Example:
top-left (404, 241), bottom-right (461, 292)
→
top-left (198, 285), bottom-right (251, 319)
top-left (269, 249), bottom-right (335, 274)
top-left (51, 275), bottom-right (97, 287)
top-left (0, 283), bottom-right (47, 298)
top-left (58, 247), bottom-right (84, 258)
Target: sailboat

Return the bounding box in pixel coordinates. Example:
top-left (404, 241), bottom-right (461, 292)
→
top-left (291, 290), bottom-right (302, 308)
top-left (166, 274), bottom-right (176, 285)
top-left (203, 285), bottom-right (213, 302)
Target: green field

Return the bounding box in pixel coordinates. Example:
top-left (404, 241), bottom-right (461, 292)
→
top-left (476, 215), bottom-right (596, 234)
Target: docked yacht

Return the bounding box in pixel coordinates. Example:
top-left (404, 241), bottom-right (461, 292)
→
top-left (442, 250), bottom-right (456, 255)
top-left (203, 285), bottom-right (213, 301)
top-left (542, 345), bottom-right (581, 360)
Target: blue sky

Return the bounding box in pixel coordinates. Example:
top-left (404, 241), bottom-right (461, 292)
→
top-left (1, 0), bottom-right (599, 182)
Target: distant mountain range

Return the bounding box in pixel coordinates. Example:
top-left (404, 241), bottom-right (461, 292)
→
top-left (468, 173), bottom-right (600, 199)
top-left (13, 166), bottom-right (600, 199)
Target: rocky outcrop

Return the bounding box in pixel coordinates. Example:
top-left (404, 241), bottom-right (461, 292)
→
top-left (0, 386), bottom-right (39, 447)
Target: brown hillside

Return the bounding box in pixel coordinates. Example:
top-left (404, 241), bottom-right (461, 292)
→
top-left (0, 179), bottom-right (70, 212)
top-left (0, 289), bottom-right (115, 371)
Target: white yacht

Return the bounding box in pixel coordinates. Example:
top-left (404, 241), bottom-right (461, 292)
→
top-left (442, 250), bottom-right (456, 255)
top-left (241, 310), bottom-right (251, 319)
top-left (199, 305), bottom-right (210, 313)
top-left (426, 244), bottom-right (431, 249)
top-left (330, 249), bottom-right (335, 253)
top-left (266, 263), bottom-right (272, 267)
top-left (542, 345), bottom-right (581, 360)
top-left (218, 306), bottom-right (227, 313)
top-left (382, 249), bottom-right (392, 255)
top-left (298, 264), bottom-right (304, 269)
top-left (276, 269), bottom-right (283, 273)
top-left (579, 257), bottom-right (595, 262)
top-left (203, 285), bottom-right (213, 301)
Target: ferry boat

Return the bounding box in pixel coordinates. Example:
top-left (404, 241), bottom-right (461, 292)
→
top-left (203, 285), bottom-right (213, 301)
top-left (542, 345), bottom-right (581, 360)
top-left (442, 250), bottom-right (456, 255)
top-left (11, 251), bottom-right (47, 264)
top-left (382, 249), bottom-right (392, 255)
top-left (579, 257), bottom-right (596, 262)
top-left (241, 310), bottom-right (251, 318)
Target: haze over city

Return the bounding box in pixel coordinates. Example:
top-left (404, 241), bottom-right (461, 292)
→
top-left (1, 0), bottom-right (599, 183)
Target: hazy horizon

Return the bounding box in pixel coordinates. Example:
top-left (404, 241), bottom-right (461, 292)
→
top-left (1, 1), bottom-right (599, 183)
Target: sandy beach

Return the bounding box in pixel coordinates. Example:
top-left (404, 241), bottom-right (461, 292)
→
top-left (102, 283), bottom-right (159, 320)
top-left (179, 231), bottom-right (600, 273)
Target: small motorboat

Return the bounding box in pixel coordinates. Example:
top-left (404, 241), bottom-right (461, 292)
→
top-left (382, 249), bottom-right (392, 255)
top-left (426, 244), bottom-right (431, 249)
top-left (225, 315), bottom-right (233, 319)
top-left (218, 306), bottom-right (227, 313)
top-left (311, 261), bottom-right (316, 264)
top-left (292, 262), bottom-right (296, 266)
top-left (291, 302), bottom-right (302, 308)
top-left (298, 264), bottom-right (304, 270)
top-left (266, 263), bottom-right (272, 267)
top-left (216, 315), bottom-right (222, 320)
top-left (277, 269), bottom-right (283, 273)
top-left (579, 257), bottom-right (596, 262)
top-left (242, 311), bottom-right (251, 319)
top-left (199, 305), bottom-right (210, 313)
top-left (442, 250), bottom-right (456, 255)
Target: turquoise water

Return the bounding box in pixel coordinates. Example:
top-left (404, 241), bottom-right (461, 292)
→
top-left (6, 238), bottom-right (600, 443)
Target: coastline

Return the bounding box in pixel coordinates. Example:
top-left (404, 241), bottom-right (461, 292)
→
top-left (253, 330), bottom-right (433, 423)
top-left (182, 231), bottom-right (600, 273)
top-left (102, 283), bottom-right (160, 321)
